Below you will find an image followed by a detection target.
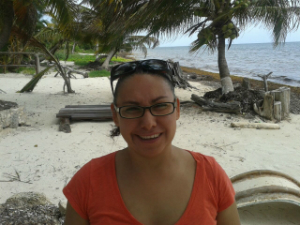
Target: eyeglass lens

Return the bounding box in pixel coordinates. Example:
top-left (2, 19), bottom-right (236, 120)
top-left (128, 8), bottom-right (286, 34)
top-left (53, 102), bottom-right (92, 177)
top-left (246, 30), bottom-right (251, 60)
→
top-left (120, 103), bottom-right (174, 118)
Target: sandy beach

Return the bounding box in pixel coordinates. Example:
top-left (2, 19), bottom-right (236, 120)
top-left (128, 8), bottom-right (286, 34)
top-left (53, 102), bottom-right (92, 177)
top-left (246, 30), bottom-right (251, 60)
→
top-left (1, 65), bottom-right (300, 223)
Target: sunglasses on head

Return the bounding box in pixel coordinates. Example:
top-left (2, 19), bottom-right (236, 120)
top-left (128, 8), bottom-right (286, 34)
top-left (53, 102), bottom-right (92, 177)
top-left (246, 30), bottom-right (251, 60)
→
top-left (110, 59), bottom-right (173, 93)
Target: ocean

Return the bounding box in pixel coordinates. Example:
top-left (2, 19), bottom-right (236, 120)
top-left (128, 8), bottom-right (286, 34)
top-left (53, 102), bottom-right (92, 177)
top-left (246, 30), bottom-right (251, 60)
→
top-left (131, 42), bottom-right (300, 87)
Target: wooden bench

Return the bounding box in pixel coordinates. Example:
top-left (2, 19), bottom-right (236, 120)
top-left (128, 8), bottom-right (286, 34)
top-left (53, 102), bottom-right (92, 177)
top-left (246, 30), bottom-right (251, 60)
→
top-left (56, 105), bottom-right (113, 133)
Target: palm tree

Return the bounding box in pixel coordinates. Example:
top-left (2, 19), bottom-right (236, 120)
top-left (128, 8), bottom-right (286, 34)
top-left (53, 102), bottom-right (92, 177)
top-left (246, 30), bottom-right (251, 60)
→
top-left (99, 35), bottom-right (159, 70)
top-left (79, 0), bottom-right (159, 70)
top-left (0, 0), bottom-right (78, 51)
top-left (122, 0), bottom-right (300, 94)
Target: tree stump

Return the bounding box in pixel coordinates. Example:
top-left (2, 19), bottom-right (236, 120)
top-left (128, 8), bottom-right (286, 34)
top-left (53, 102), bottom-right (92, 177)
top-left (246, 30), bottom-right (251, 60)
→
top-left (269, 87), bottom-right (290, 119)
top-left (253, 94), bottom-right (274, 120)
top-left (253, 87), bottom-right (290, 121)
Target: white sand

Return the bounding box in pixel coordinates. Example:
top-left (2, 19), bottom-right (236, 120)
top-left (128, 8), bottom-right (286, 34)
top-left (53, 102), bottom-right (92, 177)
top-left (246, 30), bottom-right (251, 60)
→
top-left (1, 71), bottom-right (300, 221)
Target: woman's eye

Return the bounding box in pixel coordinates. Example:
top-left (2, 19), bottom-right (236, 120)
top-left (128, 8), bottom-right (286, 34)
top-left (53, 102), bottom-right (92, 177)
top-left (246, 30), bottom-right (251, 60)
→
top-left (153, 103), bottom-right (168, 110)
top-left (124, 106), bottom-right (141, 112)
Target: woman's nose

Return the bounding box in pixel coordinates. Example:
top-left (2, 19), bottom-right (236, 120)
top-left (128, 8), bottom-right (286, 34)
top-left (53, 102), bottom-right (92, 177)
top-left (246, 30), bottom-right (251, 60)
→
top-left (139, 108), bottom-right (157, 130)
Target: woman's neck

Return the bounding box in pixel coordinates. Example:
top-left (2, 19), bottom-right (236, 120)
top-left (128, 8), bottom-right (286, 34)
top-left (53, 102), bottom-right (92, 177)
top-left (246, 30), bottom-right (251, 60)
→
top-left (119, 146), bottom-right (181, 176)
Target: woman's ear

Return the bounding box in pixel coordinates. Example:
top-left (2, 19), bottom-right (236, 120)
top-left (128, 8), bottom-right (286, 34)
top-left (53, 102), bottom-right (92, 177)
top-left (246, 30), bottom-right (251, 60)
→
top-left (111, 103), bottom-right (119, 126)
top-left (176, 98), bottom-right (180, 120)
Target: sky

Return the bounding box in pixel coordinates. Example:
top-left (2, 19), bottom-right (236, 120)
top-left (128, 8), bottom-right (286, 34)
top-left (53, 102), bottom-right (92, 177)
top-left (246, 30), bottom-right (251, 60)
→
top-left (158, 25), bottom-right (300, 47)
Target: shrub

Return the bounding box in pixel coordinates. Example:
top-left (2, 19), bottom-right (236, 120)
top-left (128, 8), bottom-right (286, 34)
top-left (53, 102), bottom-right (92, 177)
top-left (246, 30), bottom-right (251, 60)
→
top-left (89, 70), bottom-right (110, 78)
top-left (16, 67), bottom-right (36, 75)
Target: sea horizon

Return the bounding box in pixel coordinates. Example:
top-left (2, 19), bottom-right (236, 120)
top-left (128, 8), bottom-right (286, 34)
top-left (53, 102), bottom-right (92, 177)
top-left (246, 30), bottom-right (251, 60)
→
top-left (132, 42), bottom-right (300, 87)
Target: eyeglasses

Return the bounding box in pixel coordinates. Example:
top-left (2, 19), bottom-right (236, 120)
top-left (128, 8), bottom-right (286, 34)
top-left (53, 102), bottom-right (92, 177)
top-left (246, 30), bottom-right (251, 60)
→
top-left (114, 101), bottom-right (177, 119)
top-left (110, 59), bottom-right (172, 93)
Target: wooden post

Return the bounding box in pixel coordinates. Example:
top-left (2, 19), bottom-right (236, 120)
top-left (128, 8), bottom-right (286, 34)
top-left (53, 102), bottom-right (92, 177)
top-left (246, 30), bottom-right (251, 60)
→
top-left (35, 54), bottom-right (41, 75)
top-left (274, 101), bottom-right (282, 121)
top-left (270, 87), bottom-right (290, 119)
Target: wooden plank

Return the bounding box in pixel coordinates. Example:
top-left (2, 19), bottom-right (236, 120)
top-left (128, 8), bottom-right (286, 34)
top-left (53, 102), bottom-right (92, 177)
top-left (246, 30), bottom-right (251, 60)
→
top-left (57, 108), bottom-right (111, 115)
top-left (71, 113), bottom-right (112, 120)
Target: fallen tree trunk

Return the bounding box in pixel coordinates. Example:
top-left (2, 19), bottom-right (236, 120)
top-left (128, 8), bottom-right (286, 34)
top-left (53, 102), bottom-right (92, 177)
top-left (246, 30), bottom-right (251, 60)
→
top-left (191, 94), bottom-right (241, 114)
top-left (231, 122), bottom-right (280, 129)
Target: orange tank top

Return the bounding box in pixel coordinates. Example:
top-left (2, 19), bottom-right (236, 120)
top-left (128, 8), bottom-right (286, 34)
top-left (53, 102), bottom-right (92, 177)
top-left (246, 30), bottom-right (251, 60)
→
top-left (63, 151), bottom-right (235, 224)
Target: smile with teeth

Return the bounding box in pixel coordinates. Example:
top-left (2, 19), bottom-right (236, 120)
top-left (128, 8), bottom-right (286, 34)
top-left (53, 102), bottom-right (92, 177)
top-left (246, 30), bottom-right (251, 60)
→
top-left (139, 134), bottom-right (160, 140)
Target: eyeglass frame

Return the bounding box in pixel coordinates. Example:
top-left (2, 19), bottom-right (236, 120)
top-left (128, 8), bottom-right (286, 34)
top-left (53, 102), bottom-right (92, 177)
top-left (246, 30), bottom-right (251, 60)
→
top-left (114, 101), bottom-right (178, 119)
top-left (110, 59), bottom-right (173, 94)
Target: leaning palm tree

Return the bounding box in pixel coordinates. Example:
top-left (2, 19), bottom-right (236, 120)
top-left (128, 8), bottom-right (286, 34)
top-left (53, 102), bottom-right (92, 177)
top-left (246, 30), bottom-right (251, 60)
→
top-left (122, 0), bottom-right (300, 94)
top-left (99, 35), bottom-right (159, 70)
top-left (78, 0), bottom-right (160, 70)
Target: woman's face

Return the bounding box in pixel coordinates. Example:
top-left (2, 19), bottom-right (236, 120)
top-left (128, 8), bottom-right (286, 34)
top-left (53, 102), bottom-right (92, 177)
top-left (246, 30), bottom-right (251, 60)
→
top-left (111, 74), bottom-right (180, 158)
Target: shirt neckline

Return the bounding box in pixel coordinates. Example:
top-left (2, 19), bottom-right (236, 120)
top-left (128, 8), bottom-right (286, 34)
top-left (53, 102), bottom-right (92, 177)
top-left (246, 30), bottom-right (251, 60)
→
top-left (111, 150), bottom-right (199, 225)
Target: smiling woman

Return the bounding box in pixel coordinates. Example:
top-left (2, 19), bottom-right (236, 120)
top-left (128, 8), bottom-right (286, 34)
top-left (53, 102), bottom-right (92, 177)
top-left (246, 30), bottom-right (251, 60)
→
top-left (63, 59), bottom-right (241, 225)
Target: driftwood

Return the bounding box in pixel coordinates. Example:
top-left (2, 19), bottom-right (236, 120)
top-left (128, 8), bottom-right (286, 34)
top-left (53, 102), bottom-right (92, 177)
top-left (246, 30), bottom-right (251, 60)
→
top-left (242, 78), bottom-right (251, 90)
top-left (269, 87), bottom-right (290, 119)
top-left (54, 66), bottom-right (88, 79)
top-left (253, 94), bottom-right (274, 120)
top-left (258, 72), bottom-right (272, 92)
top-left (231, 122), bottom-right (280, 129)
top-left (168, 61), bottom-right (197, 90)
top-left (191, 94), bottom-right (241, 114)
top-left (254, 87), bottom-right (290, 121)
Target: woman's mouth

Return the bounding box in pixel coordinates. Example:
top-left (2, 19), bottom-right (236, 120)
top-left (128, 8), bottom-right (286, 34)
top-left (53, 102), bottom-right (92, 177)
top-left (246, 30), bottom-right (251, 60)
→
top-left (139, 133), bottom-right (161, 140)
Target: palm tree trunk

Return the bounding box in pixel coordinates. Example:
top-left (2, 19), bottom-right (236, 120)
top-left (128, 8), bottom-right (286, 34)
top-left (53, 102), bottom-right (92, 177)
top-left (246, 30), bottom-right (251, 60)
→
top-left (71, 41), bottom-right (76, 54)
top-left (102, 48), bottom-right (117, 70)
top-left (217, 34), bottom-right (234, 94)
top-left (0, 0), bottom-right (14, 50)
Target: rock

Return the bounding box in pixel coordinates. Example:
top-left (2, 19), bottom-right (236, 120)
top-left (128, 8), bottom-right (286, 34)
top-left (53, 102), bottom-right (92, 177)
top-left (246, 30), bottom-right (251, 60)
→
top-left (0, 106), bottom-right (29, 131)
top-left (4, 192), bottom-right (52, 208)
top-left (58, 201), bottom-right (67, 215)
top-left (0, 192), bottom-right (65, 225)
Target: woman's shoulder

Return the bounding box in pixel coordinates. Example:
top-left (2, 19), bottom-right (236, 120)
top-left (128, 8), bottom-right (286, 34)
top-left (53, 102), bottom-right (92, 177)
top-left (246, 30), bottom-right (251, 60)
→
top-left (187, 150), bottom-right (217, 165)
top-left (88, 151), bottom-right (117, 169)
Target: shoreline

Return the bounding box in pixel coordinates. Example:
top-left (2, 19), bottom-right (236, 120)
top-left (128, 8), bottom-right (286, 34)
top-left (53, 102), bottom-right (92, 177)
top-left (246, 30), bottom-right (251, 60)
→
top-left (181, 66), bottom-right (300, 94)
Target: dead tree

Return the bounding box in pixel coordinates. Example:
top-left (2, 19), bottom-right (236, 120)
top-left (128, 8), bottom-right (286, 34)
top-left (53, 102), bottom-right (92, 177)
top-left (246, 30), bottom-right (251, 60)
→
top-left (258, 72), bottom-right (272, 92)
top-left (168, 61), bottom-right (198, 90)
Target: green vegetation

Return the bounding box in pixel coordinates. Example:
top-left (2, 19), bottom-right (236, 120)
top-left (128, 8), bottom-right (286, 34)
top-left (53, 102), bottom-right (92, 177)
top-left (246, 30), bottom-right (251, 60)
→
top-left (88, 70), bottom-right (110, 78)
top-left (54, 51), bottom-right (132, 67)
top-left (15, 67), bottom-right (36, 75)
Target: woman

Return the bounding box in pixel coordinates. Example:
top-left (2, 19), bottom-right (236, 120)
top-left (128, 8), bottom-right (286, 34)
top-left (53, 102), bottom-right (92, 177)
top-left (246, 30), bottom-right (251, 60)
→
top-left (63, 59), bottom-right (241, 225)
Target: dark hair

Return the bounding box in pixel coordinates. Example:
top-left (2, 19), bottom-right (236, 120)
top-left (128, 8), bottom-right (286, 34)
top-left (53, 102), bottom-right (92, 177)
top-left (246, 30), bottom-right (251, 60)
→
top-left (110, 71), bottom-right (176, 138)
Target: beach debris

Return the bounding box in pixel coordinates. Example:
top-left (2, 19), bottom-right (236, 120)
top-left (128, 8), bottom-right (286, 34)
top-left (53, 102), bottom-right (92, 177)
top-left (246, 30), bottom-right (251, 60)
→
top-left (1, 169), bottom-right (32, 184)
top-left (254, 87), bottom-right (290, 121)
top-left (168, 61), bottom-right (198, 90)
top-left (230, 122), bottom-right (280, 129)
top-left (54, 65), bottom-right (88, 79)
top-left (191, 94), bottom-right (241, 114)
top-left (0, 103), bottom-right (29, 132)
top-left (257, 72), bottom-right (272, 92)
top-left (0, 192), bottom-right (65, 224)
